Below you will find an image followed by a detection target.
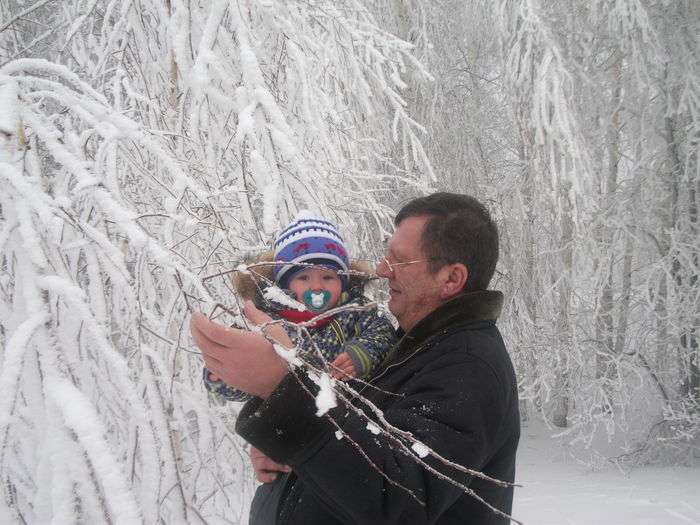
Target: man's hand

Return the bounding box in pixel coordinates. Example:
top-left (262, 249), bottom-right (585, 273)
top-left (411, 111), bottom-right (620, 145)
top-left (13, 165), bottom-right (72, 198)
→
top-left (330, 352), bottom-right (356, 380)
top-left (190, 312), bottom-right (288, 399)
top-left (249, 446), bottom-right (291, 483)
top-left (243, 300), bottom-right (294, 349)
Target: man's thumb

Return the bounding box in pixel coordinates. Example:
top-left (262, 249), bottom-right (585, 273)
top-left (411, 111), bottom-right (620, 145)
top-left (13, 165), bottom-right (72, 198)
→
top-left (244, 300), bottom-right (266, 325)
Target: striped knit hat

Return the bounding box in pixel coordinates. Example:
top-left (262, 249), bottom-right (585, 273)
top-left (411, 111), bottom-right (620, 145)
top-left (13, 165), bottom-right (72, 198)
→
top-left (273, 211), bottom-right (350, 289)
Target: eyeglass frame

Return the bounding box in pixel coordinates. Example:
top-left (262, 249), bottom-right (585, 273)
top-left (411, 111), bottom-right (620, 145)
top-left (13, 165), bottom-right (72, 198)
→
top-left (379, 256), bottom-right (434, 276)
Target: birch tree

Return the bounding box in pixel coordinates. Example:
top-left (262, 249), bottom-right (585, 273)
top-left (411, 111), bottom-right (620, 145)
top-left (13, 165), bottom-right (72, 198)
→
top-left (0, 1), bottom-right (435, 522)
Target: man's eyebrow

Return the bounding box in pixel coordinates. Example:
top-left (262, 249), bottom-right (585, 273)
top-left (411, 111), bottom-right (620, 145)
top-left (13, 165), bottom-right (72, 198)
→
top-left (387, 245), bottom-right (407, 261)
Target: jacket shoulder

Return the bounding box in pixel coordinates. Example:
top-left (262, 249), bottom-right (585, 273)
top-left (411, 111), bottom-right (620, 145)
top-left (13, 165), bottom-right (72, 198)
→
top-left (425, 322), bottom-right (515, 391)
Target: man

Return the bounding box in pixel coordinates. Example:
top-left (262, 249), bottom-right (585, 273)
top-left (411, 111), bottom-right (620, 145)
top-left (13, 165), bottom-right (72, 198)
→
top-left (191, 193), bottom-right (520, 524)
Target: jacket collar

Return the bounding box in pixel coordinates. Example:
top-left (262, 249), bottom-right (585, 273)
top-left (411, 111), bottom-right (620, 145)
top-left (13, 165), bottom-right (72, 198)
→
top-left (394, 290), bottom-right (504, 355)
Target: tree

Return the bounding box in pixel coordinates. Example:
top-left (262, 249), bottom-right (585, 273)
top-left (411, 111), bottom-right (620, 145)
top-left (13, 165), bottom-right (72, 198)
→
top-left (0, 1), bottom-right (434, 521)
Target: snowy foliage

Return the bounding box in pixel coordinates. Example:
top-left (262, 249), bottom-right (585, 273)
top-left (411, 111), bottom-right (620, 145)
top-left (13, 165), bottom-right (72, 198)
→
top-left (0, 0), bottom-right (433, 522)
top-left (0, 0), bottom-right (698, 522)
top-left (396, 0), bottom-right (699, 464)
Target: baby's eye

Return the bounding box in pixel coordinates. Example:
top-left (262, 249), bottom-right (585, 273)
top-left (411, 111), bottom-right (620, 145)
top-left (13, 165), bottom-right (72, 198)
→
top-left (296, 274), bottom-right (309, 281)
top-left (323, 274), bottom-right (339, 281)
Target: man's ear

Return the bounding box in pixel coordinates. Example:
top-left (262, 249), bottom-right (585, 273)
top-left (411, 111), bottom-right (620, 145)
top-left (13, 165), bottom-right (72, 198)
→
top-left (440, 263), bottom-right (468, 299)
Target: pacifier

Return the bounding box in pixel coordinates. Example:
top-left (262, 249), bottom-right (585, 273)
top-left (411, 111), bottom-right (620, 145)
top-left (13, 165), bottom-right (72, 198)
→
top-left (303, 289), bottom-right (332, 312)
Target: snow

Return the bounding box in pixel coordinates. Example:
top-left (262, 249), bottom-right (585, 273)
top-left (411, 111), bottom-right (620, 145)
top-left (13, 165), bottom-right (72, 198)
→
top-left (411, 440), bottom-right (431, 459)
top-left (314, 373), bottom-right (337, 416)
top-left (514, 421), bottom-right (700, 525)
top-left (0, 313), bottom-right (47, 430)
top-left (2, 2), bottom-right (697, 523)
top-left (263, 285), bottom-right (306, 311)
top-left (47, 377), bottom-right (142, 523)
top-left (0, 80), bottom-right (19, 135)
top-left (272, 342), bottom-right (302, 368)
top-left (366, 421), bottom-right (382, 435)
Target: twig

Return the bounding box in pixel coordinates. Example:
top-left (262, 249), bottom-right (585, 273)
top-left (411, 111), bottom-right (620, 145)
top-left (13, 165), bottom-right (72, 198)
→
top-left (289, 367), bottom-right (427, 507)
top-left (174, 271), bottom-right (192, 313)
top-left (0, 0), bottom-right (55, 33)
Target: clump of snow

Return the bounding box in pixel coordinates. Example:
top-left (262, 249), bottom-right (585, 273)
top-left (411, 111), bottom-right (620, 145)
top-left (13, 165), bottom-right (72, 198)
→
top-left (236, 263), bottom-right (250, 275)
top-left (0, 80), bottom-right (21, 163)
top-left (366, 421), bottom-right (381, 435)
top-left (314, 373), bottom-right (337, 416)
top-left (272, 342), bottom-right (301, 367)
top-left (0, 80), bottom-right (19, 135)
top-left (411, 440), bottom-right (430, 458)
top-left (335, 430), bottom-right (343, 440)
top-left (263, 285), bottom-right (306, 311)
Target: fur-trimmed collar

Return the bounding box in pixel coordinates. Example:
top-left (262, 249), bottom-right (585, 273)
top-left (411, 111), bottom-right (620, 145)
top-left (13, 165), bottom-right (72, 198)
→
top-left (394, 290), bottom-right (504, 355)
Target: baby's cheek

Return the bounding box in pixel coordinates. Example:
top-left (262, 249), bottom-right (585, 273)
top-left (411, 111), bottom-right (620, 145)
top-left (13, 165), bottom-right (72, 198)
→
top-left (327, 294), bottom-right (340, 309)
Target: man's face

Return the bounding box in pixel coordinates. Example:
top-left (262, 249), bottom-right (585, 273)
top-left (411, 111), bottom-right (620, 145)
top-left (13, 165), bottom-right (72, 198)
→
top-left (376, 215), bottom-right (445, 332)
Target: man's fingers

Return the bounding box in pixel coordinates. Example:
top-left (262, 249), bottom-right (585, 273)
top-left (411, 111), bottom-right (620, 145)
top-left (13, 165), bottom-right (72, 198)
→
top-left (256, 471), bottom-right (279, 483)
top-left (241, 301), bottom-right (294, 349)
top-left (203, 358), bottom-right (225, 379)
top-left (191, 311), bottom-right (288, 398)
top-left (191, 312), bottom-right (267, 359)
top-left (249, 446), bottom-right (291, 482)
top-left (191, 329), bottom-right (228, 362)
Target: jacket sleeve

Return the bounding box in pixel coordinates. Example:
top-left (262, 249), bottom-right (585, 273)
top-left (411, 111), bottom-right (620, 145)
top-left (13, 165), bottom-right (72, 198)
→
top-left (203, 368), bottom-right (252, 403)
top-left (341, 309), bottom-right (397, 378)
top-left (236, 349), bottom-right (512, 524)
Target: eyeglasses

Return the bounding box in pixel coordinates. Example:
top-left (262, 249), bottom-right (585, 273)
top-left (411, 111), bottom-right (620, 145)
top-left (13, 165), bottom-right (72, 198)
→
top-left (379, 257), bottom-right (430, 276)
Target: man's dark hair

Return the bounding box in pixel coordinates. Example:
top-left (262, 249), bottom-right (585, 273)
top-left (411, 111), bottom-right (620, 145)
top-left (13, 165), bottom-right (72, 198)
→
top-left (395, 192), bottom-right (499, 292)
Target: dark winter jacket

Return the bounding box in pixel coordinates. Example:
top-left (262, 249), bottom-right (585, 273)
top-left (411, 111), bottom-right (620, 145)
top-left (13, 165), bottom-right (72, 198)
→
top-left (204, 253), bottom-right (396, 402)
top-left (237, 290), bottom-right (521, 524)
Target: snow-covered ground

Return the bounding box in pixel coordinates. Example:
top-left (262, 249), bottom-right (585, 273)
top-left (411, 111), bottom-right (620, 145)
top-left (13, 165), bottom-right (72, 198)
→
top-left (514, 422), bottom-right (700, 525)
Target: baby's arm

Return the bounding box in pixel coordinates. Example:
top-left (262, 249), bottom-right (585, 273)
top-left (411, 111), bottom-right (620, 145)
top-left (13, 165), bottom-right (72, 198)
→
top-left (339, 308), bottom-right (396, 379)
top-left (203, 368), bottom-right (253, 402)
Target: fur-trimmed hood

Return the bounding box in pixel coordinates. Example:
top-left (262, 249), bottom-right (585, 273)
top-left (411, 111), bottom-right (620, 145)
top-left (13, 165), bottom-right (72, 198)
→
top-left (233, 251), bottom-right (375, 306)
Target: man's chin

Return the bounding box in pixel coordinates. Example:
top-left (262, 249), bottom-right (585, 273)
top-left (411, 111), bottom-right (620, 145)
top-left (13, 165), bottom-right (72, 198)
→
top-left (387, 295), bottom-right (401, 315)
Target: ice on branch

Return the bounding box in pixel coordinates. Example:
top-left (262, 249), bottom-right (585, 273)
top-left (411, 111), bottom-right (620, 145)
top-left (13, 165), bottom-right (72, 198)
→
top-left (366, 421), bottom-right (382, 435)
top-left (263, 286), bottom-right (306, 311)
top-left (272, 342), bottom-right (302, 368)
top-left (314, 373), bottom-right (337, 416)
top-left (411, 441), bottom-right (431, 459)
top-left (0, 80), bottom-right (19, 135)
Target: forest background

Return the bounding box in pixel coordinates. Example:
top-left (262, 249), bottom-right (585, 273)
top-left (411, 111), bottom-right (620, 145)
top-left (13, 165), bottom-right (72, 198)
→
top-left (0, 0), bottom-right (698, 523)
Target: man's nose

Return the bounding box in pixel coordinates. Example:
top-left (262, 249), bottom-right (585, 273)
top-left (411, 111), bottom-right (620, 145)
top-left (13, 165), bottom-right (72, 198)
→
top-left (376, 259), bottom-right (391, 279)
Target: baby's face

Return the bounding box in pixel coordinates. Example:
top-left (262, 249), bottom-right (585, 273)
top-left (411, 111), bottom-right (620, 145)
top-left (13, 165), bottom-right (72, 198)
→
top-left (288, 267), bottom-right (342, 312)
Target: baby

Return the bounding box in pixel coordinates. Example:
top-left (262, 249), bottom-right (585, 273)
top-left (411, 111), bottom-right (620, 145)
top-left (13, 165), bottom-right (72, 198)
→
top-left (204, 211), bottom-right (396, 402)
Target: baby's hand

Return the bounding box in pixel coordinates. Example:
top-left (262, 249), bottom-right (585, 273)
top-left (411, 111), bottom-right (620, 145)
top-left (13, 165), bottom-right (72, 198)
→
top-left (330, 352), bottom-right (356, 380)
